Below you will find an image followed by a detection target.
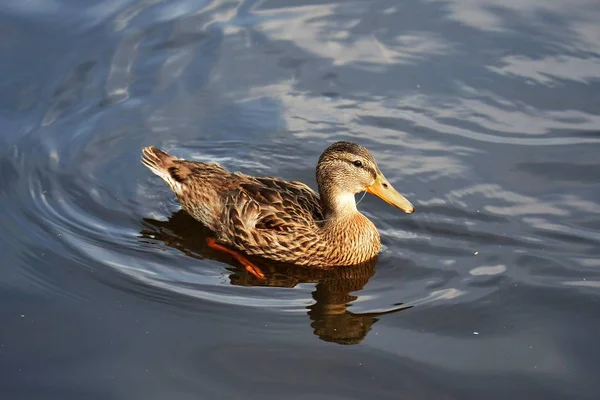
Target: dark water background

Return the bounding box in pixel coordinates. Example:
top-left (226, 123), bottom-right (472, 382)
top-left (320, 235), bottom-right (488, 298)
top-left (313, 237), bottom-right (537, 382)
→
top-left (1, 0), bottom-right (599, 399)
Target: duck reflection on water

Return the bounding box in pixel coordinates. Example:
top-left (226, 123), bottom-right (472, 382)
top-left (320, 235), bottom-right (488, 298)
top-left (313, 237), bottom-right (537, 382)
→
top-left (140, 210), bottom-right (411, 345)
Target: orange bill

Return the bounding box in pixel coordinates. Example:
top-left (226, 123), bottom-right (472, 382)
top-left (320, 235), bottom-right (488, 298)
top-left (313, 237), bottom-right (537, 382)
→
top-left (366, 175), bottom-right (414, 214)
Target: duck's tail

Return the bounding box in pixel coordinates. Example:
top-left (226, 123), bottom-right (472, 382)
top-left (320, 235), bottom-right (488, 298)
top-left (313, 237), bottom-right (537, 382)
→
top-left (141, 146), bottom-right (185, 195)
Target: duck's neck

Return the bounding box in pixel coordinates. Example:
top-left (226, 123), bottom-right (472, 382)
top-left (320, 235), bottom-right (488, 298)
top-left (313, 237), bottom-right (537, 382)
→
top-left (321, 193), bottom-right (358, 220)
top-left (319, 186), bottom-right (358, 221)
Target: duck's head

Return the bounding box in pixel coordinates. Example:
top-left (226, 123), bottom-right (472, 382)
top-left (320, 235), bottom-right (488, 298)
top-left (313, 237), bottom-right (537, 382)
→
top-left (316, 141), bottom-right (415, 216)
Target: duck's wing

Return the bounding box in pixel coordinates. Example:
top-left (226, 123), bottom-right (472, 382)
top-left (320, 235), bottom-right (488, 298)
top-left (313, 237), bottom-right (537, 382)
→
top-left (247, 177), bottom-right (323, 230)
top-left (219, 176), bottom-right (324, 258)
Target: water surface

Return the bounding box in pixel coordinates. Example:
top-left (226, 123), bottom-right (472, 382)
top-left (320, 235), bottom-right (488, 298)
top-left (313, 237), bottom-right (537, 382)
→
top-left (1, 0), bottom-right (599, 399)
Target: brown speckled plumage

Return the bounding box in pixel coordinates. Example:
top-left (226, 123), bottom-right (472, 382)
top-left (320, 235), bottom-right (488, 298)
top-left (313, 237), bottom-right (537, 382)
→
top-left (141, 141), bottom-right (414, 267)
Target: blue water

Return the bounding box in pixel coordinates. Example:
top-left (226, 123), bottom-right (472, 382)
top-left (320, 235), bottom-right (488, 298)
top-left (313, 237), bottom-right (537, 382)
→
top-left (1, 0), bottom-right (599, 398)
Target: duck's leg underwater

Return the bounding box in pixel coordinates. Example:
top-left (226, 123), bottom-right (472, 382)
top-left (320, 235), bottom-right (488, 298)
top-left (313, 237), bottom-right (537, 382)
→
top-left (206, 238), bottom-right (266, 279)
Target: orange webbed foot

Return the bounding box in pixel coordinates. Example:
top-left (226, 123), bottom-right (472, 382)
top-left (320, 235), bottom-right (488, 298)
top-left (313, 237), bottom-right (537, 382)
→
top-left (206, 238), bottom-right (266, 279)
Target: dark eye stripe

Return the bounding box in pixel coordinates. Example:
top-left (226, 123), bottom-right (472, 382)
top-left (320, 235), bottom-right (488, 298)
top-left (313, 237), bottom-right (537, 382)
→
top-left (366, 166), bottom-right (377, 180)
top-left (344, 159), bottom-right (377, 179)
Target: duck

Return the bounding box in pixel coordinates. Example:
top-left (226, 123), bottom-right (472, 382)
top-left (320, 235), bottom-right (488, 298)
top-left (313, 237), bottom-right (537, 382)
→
top-left (141, 141), bottom-right (414, 279)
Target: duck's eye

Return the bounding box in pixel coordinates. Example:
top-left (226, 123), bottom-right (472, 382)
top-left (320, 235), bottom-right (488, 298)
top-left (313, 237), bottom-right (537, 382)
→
top-left (352, 160), bottom-right (363, 167)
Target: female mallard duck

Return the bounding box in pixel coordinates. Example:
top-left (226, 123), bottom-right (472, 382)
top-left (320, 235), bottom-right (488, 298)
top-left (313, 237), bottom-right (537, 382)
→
top-left (141, 141), bottom-right (414, 279)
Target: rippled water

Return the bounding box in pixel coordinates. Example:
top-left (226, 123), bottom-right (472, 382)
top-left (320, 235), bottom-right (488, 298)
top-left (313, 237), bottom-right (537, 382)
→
top-left (1, 0), bottom-right (599, 398)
